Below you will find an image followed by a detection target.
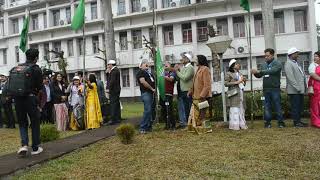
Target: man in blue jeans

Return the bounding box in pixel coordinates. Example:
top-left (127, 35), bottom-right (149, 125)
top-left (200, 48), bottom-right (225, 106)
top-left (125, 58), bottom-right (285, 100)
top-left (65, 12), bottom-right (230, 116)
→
top-left (136, 60), bottom-right (155, 134)
top-left (10, 49), bottom-right (44, 157)
top-left (175, 53), bottom-right (194, 128)
top-left (251, 48), bottom-right (285, 128)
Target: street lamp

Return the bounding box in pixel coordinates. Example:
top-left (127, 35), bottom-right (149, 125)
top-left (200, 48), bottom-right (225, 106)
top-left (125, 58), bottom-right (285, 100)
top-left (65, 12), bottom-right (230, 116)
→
top-left (206, 36), bottom-right (232, 123)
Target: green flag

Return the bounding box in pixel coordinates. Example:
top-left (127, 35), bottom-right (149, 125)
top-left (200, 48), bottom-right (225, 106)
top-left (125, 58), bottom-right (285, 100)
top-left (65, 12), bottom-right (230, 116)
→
top-left (71, 0), bottom-right (85, 30)
top-left (19, 15), bottom-right (29, 53)
top-left (156, 48), bottom-right (165, 100)
top-left (240, 0), bottom-right (250, 12)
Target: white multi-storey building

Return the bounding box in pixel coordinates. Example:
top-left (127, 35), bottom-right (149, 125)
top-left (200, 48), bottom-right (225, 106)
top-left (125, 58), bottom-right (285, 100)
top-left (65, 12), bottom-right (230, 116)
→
top-left (0, 0), bottom-right (318, 97)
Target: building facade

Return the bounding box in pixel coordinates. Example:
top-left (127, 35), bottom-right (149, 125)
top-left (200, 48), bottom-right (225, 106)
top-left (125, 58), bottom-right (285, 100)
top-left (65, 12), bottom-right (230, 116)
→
top-left (0, 0), bottom-right (318, 97)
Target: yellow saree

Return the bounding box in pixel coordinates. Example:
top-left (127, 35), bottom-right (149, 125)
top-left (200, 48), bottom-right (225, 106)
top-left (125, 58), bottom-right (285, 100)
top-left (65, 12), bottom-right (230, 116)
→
top-left (85, 83), bottom-right (102, 129)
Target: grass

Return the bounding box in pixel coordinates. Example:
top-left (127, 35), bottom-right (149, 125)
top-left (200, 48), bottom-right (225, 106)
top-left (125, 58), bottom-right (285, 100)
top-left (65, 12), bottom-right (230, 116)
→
top-left (0, 102), bottom-right (142, 156)
top-left (0, 128), bottom-right (80, 156)
top-left (14, 120), bottom-right (320, 179)
top-left (121, 102), bottom-right (143, 119)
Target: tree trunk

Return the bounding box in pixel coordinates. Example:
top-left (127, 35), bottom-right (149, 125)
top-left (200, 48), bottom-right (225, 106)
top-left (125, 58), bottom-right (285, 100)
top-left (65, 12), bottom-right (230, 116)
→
top-left (261, 0), bottom-right (276, 55)
top-left (103, 0), bottom-right (116, 67)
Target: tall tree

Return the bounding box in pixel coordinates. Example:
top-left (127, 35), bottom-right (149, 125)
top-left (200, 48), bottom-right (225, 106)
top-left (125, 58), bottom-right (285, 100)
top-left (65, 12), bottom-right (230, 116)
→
top-left (262, 0), bottom-right (276, 52)
top-left (103, 0), bottom-right (116, 66)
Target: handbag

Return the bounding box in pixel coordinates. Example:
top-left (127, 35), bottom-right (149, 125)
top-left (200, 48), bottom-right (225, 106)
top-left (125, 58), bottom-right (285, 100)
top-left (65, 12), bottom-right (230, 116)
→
top-left (308, 86), bottom-right (314, 94)
top-left (226, 88), bottom-right (238, 97)
top-left (198, 100), bottom-right (209, 110)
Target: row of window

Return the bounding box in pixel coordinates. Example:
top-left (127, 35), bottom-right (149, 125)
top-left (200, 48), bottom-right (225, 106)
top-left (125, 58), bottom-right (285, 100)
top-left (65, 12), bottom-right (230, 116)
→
top-left (117, 0), bottom-right (207, 15)
top-left (10, 2), bottom-right (97, 34)
top-left (2, 35), bottom-right (101, 65)
top-left (117, 10), bottom-right (307, 50)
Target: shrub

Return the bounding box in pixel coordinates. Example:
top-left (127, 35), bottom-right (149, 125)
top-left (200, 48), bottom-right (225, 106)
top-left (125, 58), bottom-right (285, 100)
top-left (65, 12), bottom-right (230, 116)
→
top-left (115, 123), bottom-right (135, 144)
top-left (40, 124), bottom-right (60, 143)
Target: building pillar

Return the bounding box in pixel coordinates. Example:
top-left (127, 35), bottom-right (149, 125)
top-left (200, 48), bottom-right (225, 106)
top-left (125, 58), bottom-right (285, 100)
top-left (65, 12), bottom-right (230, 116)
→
top-left (127, 29), bottom-right (134, 64)
top-left (227, 16), bottom-right (234, 38)
top-left (97, 0), bottom-right (102, 19)
top-left (125, 0), bottom-right (131, 14)
top-left (157, 0), bottom-right (162, 9)
top-left (3, 12), bottom-right (8, 36)
top-left (307, 0), bottom-right (318, 57)
top-left (191, 21), bottom-right (198, 55)
top-left (46, 3), bottom-right (50, 27)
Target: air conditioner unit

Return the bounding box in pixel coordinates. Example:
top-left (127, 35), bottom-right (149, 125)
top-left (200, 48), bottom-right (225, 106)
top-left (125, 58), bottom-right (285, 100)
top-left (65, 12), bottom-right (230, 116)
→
top-left (235, 45), bottom-right (248, 54)
top-left (141, 7), bottom-right (147, 12)
top-left (170, 2), bottom-right (177, 7)
top-left (59, 19), bottom-right (65, 26)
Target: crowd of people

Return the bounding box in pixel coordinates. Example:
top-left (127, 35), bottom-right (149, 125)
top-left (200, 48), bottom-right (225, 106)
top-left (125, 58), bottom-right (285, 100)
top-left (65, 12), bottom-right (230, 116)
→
top-left (0, 46), bottom-right (319, 157)
top-left (137, 47), bottom-right (320, 133)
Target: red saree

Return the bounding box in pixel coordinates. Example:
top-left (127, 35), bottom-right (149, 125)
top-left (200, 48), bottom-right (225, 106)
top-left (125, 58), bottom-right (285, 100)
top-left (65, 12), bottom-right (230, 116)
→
top-left (309, 66), bottom-right (320, 128)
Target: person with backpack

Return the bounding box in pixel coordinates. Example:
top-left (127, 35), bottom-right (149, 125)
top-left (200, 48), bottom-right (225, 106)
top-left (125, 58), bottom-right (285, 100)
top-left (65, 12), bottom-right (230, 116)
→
top-left (7, 48), bottom-right (43, 157)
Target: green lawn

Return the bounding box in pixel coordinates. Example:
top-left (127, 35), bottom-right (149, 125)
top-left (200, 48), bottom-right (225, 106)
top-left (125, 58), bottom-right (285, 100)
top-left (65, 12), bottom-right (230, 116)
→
top-left (121, 102), bottom-right (143, 119)
top-left (14, 120), bottom-right (320, 179)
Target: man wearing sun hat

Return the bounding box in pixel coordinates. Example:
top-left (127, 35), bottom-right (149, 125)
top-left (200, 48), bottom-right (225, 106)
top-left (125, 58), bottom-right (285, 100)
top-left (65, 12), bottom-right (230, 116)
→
top-left (106, 59), bottom-right (121, 125)
top-left (174, 53), bottom-right (195, 128)
top-left (284, 47), bottom-right (308, 127)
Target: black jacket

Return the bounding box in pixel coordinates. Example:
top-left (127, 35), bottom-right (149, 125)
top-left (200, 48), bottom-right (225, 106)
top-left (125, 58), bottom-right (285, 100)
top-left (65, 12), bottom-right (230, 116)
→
top-left (51, 82), bottom-right (67, 104)
top-left (107, 67), bottom-right (121, 95)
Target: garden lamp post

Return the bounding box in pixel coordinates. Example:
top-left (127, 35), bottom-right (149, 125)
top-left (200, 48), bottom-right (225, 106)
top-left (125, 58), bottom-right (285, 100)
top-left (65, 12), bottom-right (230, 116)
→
top-left (206, 36), bottom-right (232, 123)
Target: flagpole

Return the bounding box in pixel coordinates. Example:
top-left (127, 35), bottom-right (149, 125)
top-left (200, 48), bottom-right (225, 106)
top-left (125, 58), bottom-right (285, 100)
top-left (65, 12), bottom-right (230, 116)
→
top-left (153, 0), bottom-right (160, 125)
top-left (82, 20), bottom-right (87, 128)
top-left (27, 8), bottom-right (30, 50)
top-left (248, 10), bottom-right (254, 126)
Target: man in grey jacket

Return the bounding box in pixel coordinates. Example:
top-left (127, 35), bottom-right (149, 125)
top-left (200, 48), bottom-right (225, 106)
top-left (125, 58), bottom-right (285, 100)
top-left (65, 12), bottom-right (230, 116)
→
top-left (284, 47), bottom-right (308, 127)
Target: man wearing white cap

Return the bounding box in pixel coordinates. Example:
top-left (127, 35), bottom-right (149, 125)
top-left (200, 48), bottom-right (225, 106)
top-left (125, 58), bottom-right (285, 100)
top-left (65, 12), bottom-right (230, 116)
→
top-left (284, 47), bottom-right (308, 127)
top-left (174, 53), bottom-right (195, 128)
top-left (106, 60), bottom-right (121, 125)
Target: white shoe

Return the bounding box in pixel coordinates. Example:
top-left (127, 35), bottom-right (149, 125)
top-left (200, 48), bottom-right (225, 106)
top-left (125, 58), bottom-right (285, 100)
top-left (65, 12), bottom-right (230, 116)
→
top-left (17, 146), bottom-right (28, 157)
top-left (31, 147), bottom-right (43, 155)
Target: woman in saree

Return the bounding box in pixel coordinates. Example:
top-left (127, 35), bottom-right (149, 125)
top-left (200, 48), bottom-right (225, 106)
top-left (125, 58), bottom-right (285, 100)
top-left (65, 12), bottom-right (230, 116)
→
top-left (85, 74), bottom-right (103, 129)
top-left (52, 73), bottom-right (69, 131)
top-left (225, 59), bottom-right (247, 130)
top-left (187, 55), bottom-right (212, 133)
top-left (309, 51), bottom-right (320, 128)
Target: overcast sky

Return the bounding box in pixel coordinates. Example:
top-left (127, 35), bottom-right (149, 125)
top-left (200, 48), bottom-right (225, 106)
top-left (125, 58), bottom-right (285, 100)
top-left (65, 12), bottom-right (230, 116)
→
top-left (316, 0), bottom-right (320, 25)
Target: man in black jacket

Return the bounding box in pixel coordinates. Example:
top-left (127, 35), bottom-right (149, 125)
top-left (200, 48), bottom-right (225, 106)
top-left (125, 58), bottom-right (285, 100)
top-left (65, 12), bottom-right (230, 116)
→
top-left (106, 60), bottom-right (121, 125)
top-left (14, 49), bottom-right (43, 157)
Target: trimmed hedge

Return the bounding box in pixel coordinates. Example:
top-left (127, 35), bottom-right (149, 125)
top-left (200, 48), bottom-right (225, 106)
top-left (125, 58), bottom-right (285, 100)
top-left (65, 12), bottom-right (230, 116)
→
top-left (158, 91), bottom-right (310, 122)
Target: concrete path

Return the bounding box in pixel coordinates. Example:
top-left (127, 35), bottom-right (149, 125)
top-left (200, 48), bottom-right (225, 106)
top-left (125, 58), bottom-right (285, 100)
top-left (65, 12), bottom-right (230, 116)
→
top-left (0, 118), bottom-right (140, 177)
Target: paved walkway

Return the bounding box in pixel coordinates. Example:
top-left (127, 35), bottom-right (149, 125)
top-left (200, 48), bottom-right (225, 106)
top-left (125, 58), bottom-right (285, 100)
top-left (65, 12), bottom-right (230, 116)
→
top-left (0, 118), bottom-right (140, 177)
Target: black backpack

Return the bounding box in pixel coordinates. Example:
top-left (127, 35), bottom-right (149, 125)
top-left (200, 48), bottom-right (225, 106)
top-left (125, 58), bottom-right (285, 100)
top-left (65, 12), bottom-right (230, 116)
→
top-left (7, 64), bottom-right (35, 96)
